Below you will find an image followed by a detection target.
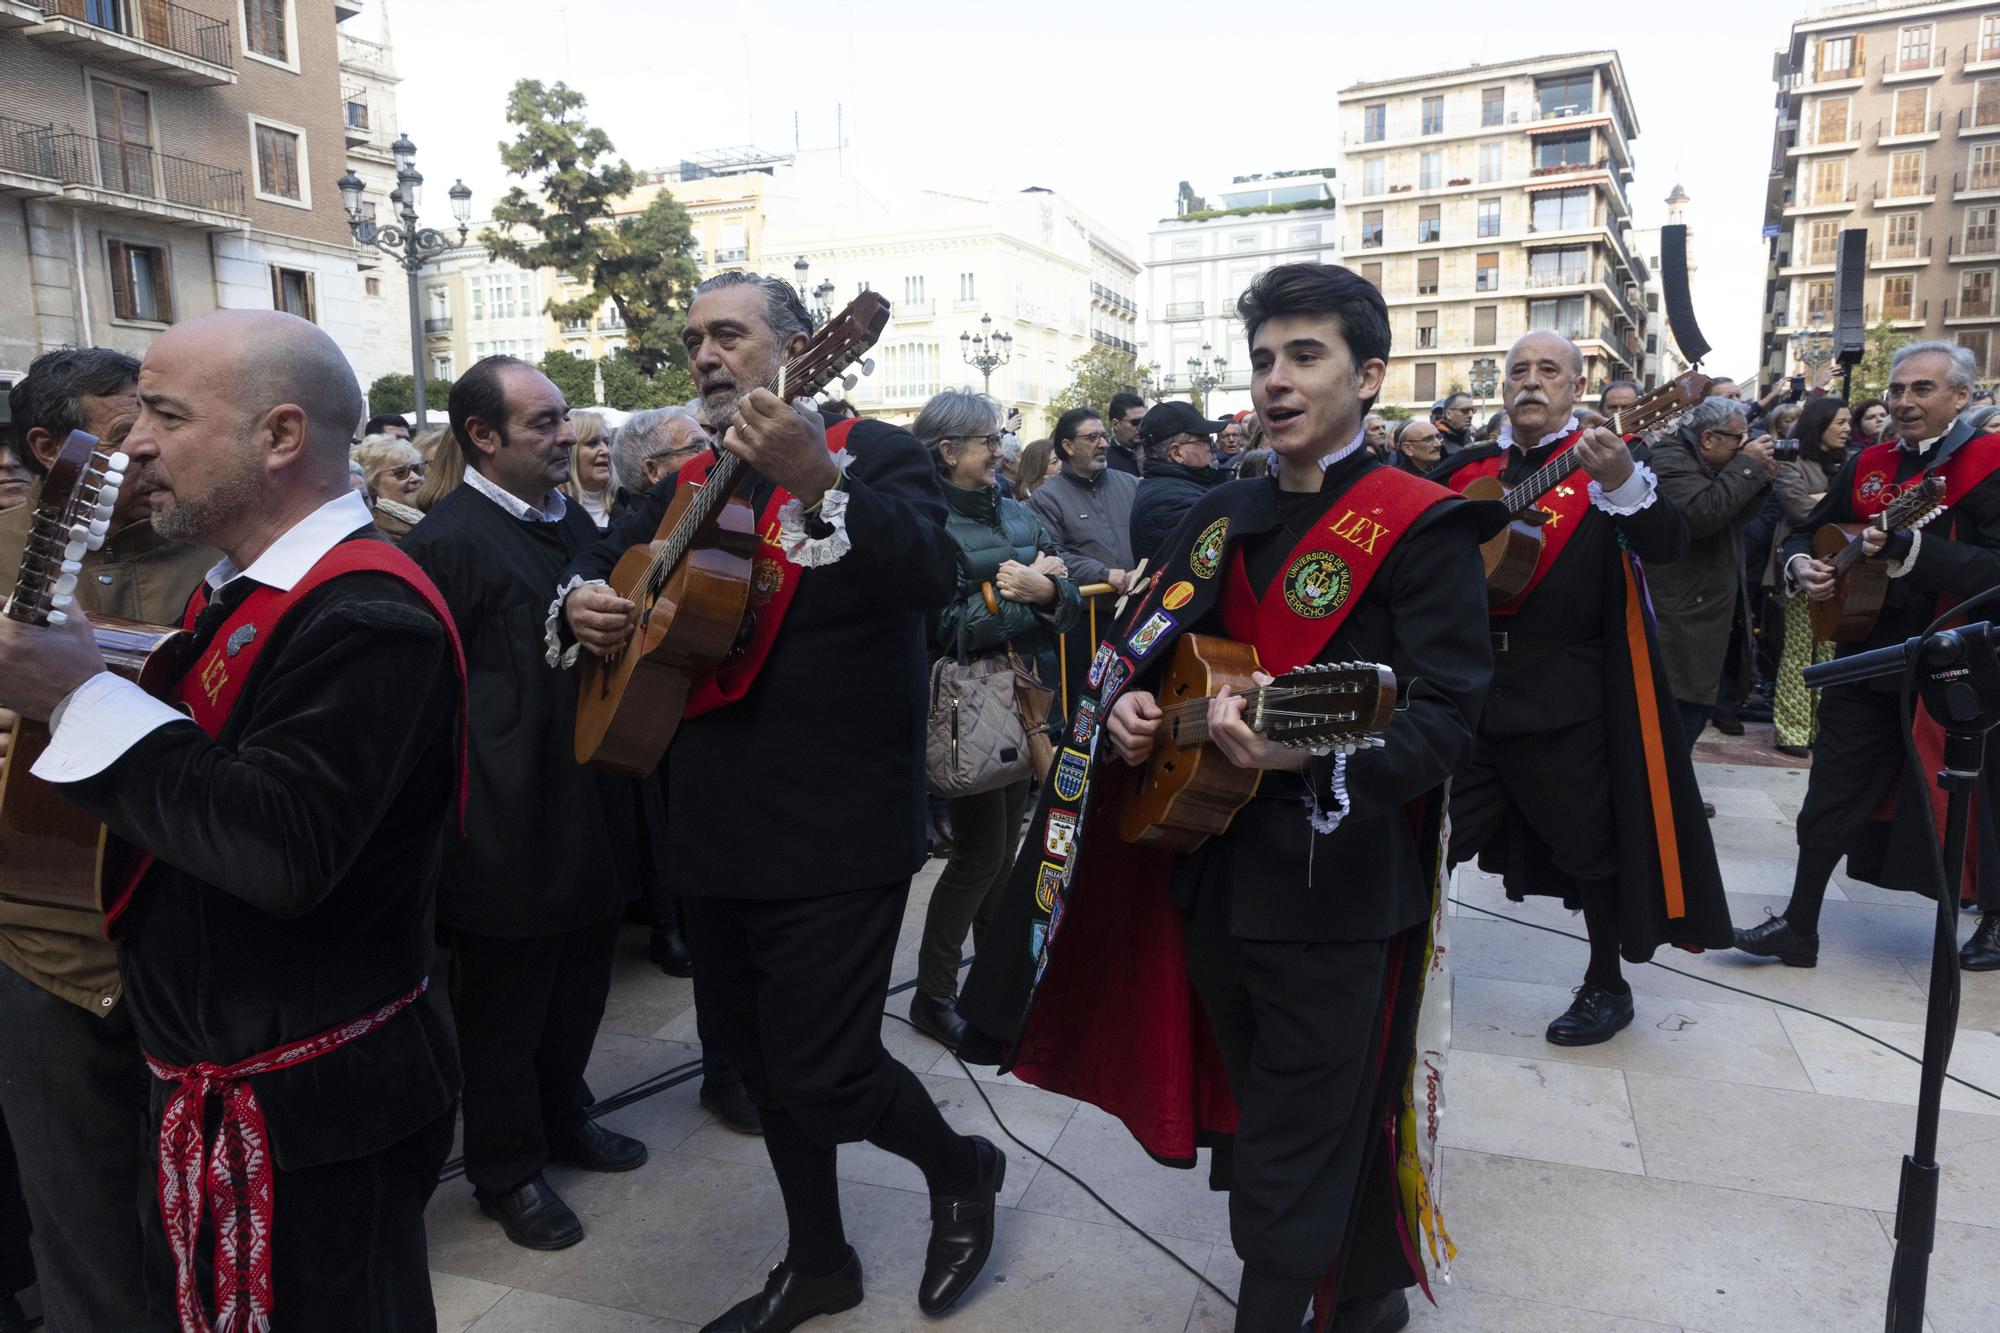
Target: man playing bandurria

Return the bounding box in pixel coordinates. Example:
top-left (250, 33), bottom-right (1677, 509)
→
top-left (1431, 332), bottom-right (1733, 1045)
top-left (557, 272), bottom-right (1001, 1332)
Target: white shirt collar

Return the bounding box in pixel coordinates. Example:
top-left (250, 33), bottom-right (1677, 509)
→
top-left (1898, 432), bottom-right (1945, 455)
top-left (1317, 425), bottom-right (1368, 473)
top-left (1497, 415), bottom-right (1580, 455)
top-left (202, 490), bottom-right (373, 594)
top-left (462, 463), bottom-right (568, 523)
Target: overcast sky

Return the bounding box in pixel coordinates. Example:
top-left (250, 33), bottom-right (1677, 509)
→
top-left (364, 0), bottom-right (1811, 381)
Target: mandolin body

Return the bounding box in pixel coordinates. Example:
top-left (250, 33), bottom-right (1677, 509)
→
top-left (1809, 522), bottom-right (1890, 644)
top-left (1115, 635), bottom-right (1265, 853)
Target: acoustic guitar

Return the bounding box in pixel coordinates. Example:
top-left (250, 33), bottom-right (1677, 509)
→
top-left (0, 430), bottom-right (180, 913)
top-left (1115, 634), bottom-right (1396, 853)
top-left (574, 293), bottom-right (890, 775)
top-left (1808, 474), bottom-right (1949, 644)
top-left (1464, 370), bottom-right (1712, 605)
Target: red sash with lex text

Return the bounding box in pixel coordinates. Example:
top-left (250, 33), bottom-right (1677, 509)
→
top-left (103, 539), bottom-right (468, 934)
top-left (1218, 466), bottom-right (1455, 671)
top-left (679, 417), bottom-right (858, 718)
top-left (1850, 433), bottom-right (2000, 522)
top-left (1443, 431), bottom-right (1595, 615)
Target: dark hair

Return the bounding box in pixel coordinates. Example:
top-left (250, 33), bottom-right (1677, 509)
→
top-left (1108, 391), bottom-right (1144, 422)
top-left (8, 347), bottom-right (141, 477)
top-left (1598, 379), bottom-right (1641, 409)
top-left (1792, 394), bottom-right (1851, 467)
top-left (449, 355), bottom-right (530, 457)
top-left (363, 413), bottom-right (408, 436)
top-left (1234, 447), bottom-right (1274, 478)
top-left (694, 271), bottom-right (814, 343)
top-left (1850, 397), bottom-right (1888, 441)
top-left (823, 399), bottom-right (858, 421)
top-left (1236, 264), bottom-right (1390, 409)
top-left (1052, 406), bottom-right (1101, 458)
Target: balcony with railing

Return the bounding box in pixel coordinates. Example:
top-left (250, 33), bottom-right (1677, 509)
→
top-left (423, 317), bottom-right (452, 334)
top-left (343, 87), bottom-right (371, 146)
top-left (1961, 104), bottom-right (2000, 137)
top-left (597, 314), bottom-right (627, 331)
top-left (1090, 282), bottom-right (1136, 314)
top-left (1792, 120), bottom-right (1861, 154)
top-left (1950, 233), bottom-right (2000, 262)
top-left (1957, 167), bottom-right (2000, 199)
top-left (1865, 298), bottom-right (1930, 324)
top-left (1786, 57), bottom-right (1866, 93)
top-left (1878, 111), bottom-right (1944, 145)
top-left (1163, 301), bottom-right (1204, 320)
top-left (1091, 329), bottom-right (1136, 354)
top-left (1869, 176), bottom-right (1935, 206)
top-left (1869, 236), bottom-right (1934, 266)
top-left (712, 246), bottom-right (747, 264)
top-left (1882, 47), bottom-right (1950, 82)
top-left (339, 31), bottom-right (392, 74)
top-left (1950, 292), bottom-right (1998, 322)
top-left (897, 298), bottom-right (935, 319)
top-left (31, 129), bottom-right (244, 225)
top-left (28, 0), bottom-right (235, 86)
top-left (0, 114), bottom-right (55, 194)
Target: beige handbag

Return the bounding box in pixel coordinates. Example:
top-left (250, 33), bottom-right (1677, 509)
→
top-left (927, 611), bottom-right (1033, 798)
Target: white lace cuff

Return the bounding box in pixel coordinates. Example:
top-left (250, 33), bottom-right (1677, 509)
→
top-left (1588, 460), bottom-right (1658, 516)
top-left (1304, 751), bottom-right (1352, 835)
top-left (1886, 529), bottom-right (1922, 579)
top-left (544, 576), bottom-right (604, 668)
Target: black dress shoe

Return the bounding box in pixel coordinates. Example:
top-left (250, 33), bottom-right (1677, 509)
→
top-left (1333, 1287), bottom-right (1410, 1333)
top-left (1703, 802), bottom-right (1716, 819)
top-left (1775, 743), bottom-right (1812, 759)
top-left (1710, 705), bottom-right (1745, 736)
top-left (1733, 914), bottom-right (1819, 968)
top-left (650, 923), bottom-right (694, 978)
top-left (701, 1079), bottom-right (765, 1135)
top-left (919, 1135), bottom-right (1005, 1315)
top-left (701, 1249), bottom-right (864, 1333)
top-left (477, 1174), bottom-right (584, 1250)
top-left (1962, 912), bottom-right (2000, 971)
top-left (552, 1118), bottom-right (648, 1172)
top-left (1545, 983), bottom-right (1635, 1047)
top-left (909, 991), bottom-right (968, 1050)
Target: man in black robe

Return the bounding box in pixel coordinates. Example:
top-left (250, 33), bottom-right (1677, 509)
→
top-left (556, 272), bottom-right (1001, 1332)
top-left (1431, 332), bottom-right (1733, 1046)
top-left (0, 309), bottom-right (462, 1330)
top-left (401, 355), bottom-right (653, 1251)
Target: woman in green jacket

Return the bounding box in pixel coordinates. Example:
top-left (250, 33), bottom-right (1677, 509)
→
top-left (910, 389), bottom-right (1080, 1049)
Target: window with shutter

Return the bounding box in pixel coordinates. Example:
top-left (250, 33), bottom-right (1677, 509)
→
top-left (251, 121), bottom-right (303, 202)
top-left (107, 238), bottom-right (171, 322)
top-left (1414, 363), bottom-right (1438, 401)
top-left (1474, 305), bottom-right (1497, 344)
top-left (244, 0), bottom-right (288, 61)
top-left (271, 266), bottom-right (314, 322)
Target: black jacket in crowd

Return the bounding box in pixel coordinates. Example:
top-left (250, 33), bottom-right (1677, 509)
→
top-left (1128, 460), bottom-right (1228, 570)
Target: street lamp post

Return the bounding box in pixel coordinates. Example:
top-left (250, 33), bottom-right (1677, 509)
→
top-left (1186, 341), bottom-right (1226, 410)
top-left (1469, 357), bottom-right (1499, 404)
top-left (792, 256), bottom-right (835, 324)
top-left (960, 313), bottom-right (1013, 395)
top-left (337, 134), bottom-right (471, 428)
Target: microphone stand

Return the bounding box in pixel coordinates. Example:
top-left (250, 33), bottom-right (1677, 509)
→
top-left (1805, 618), bottom-right (2000, 1332)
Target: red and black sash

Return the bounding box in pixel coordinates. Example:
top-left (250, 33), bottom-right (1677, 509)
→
top-left (104, 539), bottom-right (468, 933)
top-left (1441, 430), bottom-right (1594, 615)
top-left (678, 417), bottom-right (858, 718)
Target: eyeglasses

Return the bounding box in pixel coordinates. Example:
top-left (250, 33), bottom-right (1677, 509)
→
top-left (388, 463), bottom-right (427, 480)
top-left (1071, 429), bottom-right (1109, 444)
top-left (1886, 380), bottom-right (1944, 399)
top-left (1705, 430), bottom-right (1747, 448)
top-left (949, 434), bottom-right (1005, 452)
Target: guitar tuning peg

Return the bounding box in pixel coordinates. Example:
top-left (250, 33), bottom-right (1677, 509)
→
top-left (46, 608), bottom-right (67, 626)
top-left (859, 358), bottom-right (876, 376)
top-left (842, 374), bottom-right (858, 391)
top-left (106, 451), bottom-right (130, 471)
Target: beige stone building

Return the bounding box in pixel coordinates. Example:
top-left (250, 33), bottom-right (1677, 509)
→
top-left (1760, 0), bottom-right (2000, 384)
top-left (0, 0), bottom-right (375, 389)
top-left (1338, 52), bottom-right (1651, 413)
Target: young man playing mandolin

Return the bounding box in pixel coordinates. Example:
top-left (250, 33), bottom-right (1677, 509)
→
top-left (555, 272), bottom-right (1003, 1332)
top-left (1431, 332), bottom-right (1733, 1045)
top-left (1747, 341), bottom-right (2000, 971)
top-left (960, 263), bottom-right (1496, 1332)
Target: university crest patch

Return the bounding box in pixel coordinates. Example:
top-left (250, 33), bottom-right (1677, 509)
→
top-left (1045, 809), bottom-right (1078, 860)
top-left (1858, 470), bottom-right (1891, 504)
top-left (1087, 642), bottom-right (1116, 690)
top-left (1053, 747), bottom-right (1089, 801)
top-left (749, 557), bottom-right (785, 606)
top-left (1070, 695), bottom-right (1100, 747)
top-left (1161, 580), bottom-right (1194, 611)
top-left (1129, 610), bottom-right (1174, 657)
top-left (1189, 518), bottom-right (1229, 579)
top-left (1283, 551), bottom-right (1352, 620)
top-left (1034, 859), bottom-right (1065, 913)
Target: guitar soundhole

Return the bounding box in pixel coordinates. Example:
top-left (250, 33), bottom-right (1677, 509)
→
top-left (1172, 681), bottom-right (1191, 697)
top-left (1162, 759), bottom-right (1176, 773)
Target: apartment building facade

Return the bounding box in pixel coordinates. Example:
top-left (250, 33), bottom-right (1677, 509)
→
top-left (1760, 0), bottom-right (2000, 384)
top-left (1141, 168), bottom-right (1339, 416)
top-left (336, 5), bottom-right (407, 386)
top-left (1338, 52), bottom-right (1651, 412)
top-left (0, 0), bottom-right (372, 383)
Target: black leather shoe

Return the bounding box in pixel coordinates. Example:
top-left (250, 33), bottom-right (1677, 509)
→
top-left (1776, 743), bottom-right (1812, 759)
top-left (477, 1174), bottom-right (584, 1250)
top-left (1545, 984), bottom-right (1635, 1047)
top-left (1703, 802), bottom-right (1716, 819)
top-left (1710, 705), bottom-right (1745, 736)
top-left (1962, 913), bottom-right (2000, 971)
top-left (919, 1136), bottom-right (1005, 1315)
top-left (650, 923), bottom-right (694, 978)
top-left (1733, 914), bottom-right (1819, 968)
top-left (701, 1249), bottom-right (864, 1333)
top-left (909, 991), bottom-right (968, 1050)
top-left (552, 1118), bottom-right (648, 1172)
top-left (1333, 1287), bottom-right (1410, 1333)
top-left (701, 1079), bottom-right (764, 1135)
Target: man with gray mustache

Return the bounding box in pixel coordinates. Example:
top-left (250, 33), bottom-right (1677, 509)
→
top-left (1430, 331), bottom-right (1733, 1046)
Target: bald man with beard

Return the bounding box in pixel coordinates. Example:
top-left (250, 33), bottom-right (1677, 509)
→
top-left (0, 311), bottom-right (466, 1331)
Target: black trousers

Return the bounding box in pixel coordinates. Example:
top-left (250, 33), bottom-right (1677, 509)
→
top-left (1449, 719), bottom-right (1621, 886)
top-left (0, 963), bottom-right (164, 1328)
top-left (451, 915), bottom-right (621, 1194)
top-left (919, 779), bottom-right (1032, 999)
top-left (0, 1116), bottom-right (30, 1298)
top-left (681, 882), bottom-right (911, 1145)
top-left (142, 1104), bottom-right (455, 1333)
top-left (1181, 885), bottom-right (1416, 1292)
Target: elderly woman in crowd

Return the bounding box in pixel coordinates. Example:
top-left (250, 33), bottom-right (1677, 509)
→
top-left (911, 389), bottom-right (1080, 1050)
top-left (1765, 395), bottom-right (1849, 757)
top-left (561, 410), bottom-right (616, 529)
top-left (351, 432), bottom-right (427, 538)
top-left (1392, 416), bottom-right (1443, 475)
top-left (1013, 437), bottom-right (1061, 501)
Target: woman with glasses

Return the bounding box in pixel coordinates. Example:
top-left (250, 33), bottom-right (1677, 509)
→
top-left (909, 389), bottom-right (1080, 1051)
top-left (351, 433), bottom-right (427, 539)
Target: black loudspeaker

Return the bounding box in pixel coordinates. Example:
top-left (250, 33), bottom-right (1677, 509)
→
top-left (1834, 228), bottom-right (1868, 367)
top-left (1658, 225), bottom-right (1711, 367)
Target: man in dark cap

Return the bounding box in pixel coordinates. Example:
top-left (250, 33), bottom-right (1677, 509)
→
top-left (1128, 400), bottom-right (1232, 566)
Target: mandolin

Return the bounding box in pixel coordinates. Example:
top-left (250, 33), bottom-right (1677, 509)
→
top-left (1808, 474), bottom-right (1950, 644)
top-left (1464, 370), bottom-right (1712, 605)
top-left (1115, 634), bottom-right (1396, 853)
top-left (0, 431), bottom-right (181, 913)
top-left (574, 293), bottom-right (890, 774)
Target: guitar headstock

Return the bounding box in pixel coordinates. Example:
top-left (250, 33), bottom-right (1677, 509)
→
top-left (5, 430), bottom-right (129, 627)
top-left (1608, 370), bottom-right (1714, 440)
top-left (1248, 661), bottom-right (1397, 752)
top-left (1884, 473), bottom-right (1949, 531)
top-left (783, 292), bottom-right (892, 402)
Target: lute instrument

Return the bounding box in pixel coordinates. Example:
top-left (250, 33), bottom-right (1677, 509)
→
top-left (1464, 370), bottom-right (1712, 605)
top-left (1115, 634), bottom-right (1396, 853)
top-left (0, 431), bottom-right (181, 913)
top-left (574, 292), bottom-right (890, 775)
top-left (1808, 474), bottom-right (1950, 644)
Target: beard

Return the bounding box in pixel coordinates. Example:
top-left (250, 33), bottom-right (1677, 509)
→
top-left (151, 455), bottom-right (260, 545)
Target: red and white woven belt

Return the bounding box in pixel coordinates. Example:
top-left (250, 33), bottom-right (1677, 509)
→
top-left (145, 979), bottom-right (429, 1333)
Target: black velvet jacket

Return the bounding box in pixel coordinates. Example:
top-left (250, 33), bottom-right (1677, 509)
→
top-left (557, 417), bottom-right (956, 898)
top-left (61, 534), bottom-right (462, 1170)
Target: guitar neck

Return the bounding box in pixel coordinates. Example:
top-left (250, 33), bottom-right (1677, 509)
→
top-left (1165, 685), bottom-right (1275, 747)
top-left (1503, 445), bottom-right (1581, 514)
